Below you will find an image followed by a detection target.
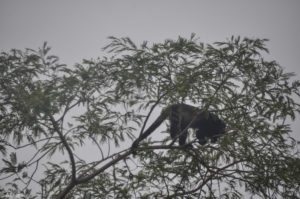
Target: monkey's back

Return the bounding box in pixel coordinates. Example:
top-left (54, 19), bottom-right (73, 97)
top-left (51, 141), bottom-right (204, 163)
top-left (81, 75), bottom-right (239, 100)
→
top-left (169, 104), bottom-right (205, 127)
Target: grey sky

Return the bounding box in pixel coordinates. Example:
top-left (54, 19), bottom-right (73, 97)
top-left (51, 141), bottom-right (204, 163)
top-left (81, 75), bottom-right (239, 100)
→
top-left (0, 1), bottom-right (299, 138)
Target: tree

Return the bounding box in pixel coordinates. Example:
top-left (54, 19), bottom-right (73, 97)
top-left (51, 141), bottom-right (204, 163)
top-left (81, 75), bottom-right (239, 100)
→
top-left (0, 35), bottom-right (299, 199)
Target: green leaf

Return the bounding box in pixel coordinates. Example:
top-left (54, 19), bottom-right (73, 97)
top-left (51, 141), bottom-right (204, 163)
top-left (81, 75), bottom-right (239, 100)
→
top-left (10, 152), bottom-right (17, 165)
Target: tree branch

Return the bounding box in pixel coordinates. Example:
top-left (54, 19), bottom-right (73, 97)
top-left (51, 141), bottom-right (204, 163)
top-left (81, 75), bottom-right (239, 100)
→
top-left (57, 149), bottom-right (132, 199)
top-left (167, 159), bottom-right (246, 198)
top-left (48, 115), bottom-right (77, 183)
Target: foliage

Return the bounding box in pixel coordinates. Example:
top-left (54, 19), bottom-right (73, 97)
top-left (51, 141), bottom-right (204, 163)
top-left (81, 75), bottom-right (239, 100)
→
top-left (0, 35), bottom-right (299, 198)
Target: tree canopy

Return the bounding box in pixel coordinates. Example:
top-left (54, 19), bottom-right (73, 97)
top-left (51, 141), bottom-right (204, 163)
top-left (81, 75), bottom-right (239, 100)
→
top-left (0, 35), bottom-right (300, 198)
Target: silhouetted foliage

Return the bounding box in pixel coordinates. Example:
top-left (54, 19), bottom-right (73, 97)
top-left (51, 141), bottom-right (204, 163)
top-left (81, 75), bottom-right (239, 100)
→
top-left (0, 35), bottom-right (299, 198)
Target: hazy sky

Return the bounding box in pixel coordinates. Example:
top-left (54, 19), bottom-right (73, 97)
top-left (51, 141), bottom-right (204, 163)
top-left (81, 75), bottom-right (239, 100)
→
top-left (0, 1), bottom-right (299, 137)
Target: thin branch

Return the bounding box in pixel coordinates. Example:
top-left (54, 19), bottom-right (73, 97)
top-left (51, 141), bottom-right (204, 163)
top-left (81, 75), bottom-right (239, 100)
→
top-left (58, 96), bottom-right (79, 122)
top-left (88, 135), bottom-right (104, 159)
top-left (2, 136), bottom-right (58, 150)
top-left (48, 115), bottom-right (77, 182)
top-left (25, 137), bottom-right (53, 166)
top-left (57, 149), bottom-right (132, 199)
top-left (0, 173), bottom-right (14, 181)
top-left (24, 160), bottom-right (39, 191)
top-left (79, 148), bottom-right (130, 177)
top-left (134, 144), bottom-right (191, 152)
top-left (167, 159), bottom-right (246, 198)
top-left (27, 141), bottom-right (62, 167)
top-left (78, 150), bottom-right (131, 183)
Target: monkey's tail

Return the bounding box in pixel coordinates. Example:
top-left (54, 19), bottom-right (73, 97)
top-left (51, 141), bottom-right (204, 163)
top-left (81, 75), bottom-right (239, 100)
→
top-left (132, 106), bottom-right (170, 148)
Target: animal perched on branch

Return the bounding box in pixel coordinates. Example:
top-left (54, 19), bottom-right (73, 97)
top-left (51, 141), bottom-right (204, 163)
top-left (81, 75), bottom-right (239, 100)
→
top-left (132, 104), bottom-right (226, 150)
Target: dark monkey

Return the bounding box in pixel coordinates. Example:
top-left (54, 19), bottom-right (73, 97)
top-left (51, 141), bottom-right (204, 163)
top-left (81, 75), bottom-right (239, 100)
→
top-left (132, 104), bottom-right (226, 150)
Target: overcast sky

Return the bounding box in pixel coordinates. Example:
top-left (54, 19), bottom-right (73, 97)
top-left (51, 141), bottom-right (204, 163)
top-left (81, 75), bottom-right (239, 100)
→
top-left (0, 1), bottom-right (299, 139)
